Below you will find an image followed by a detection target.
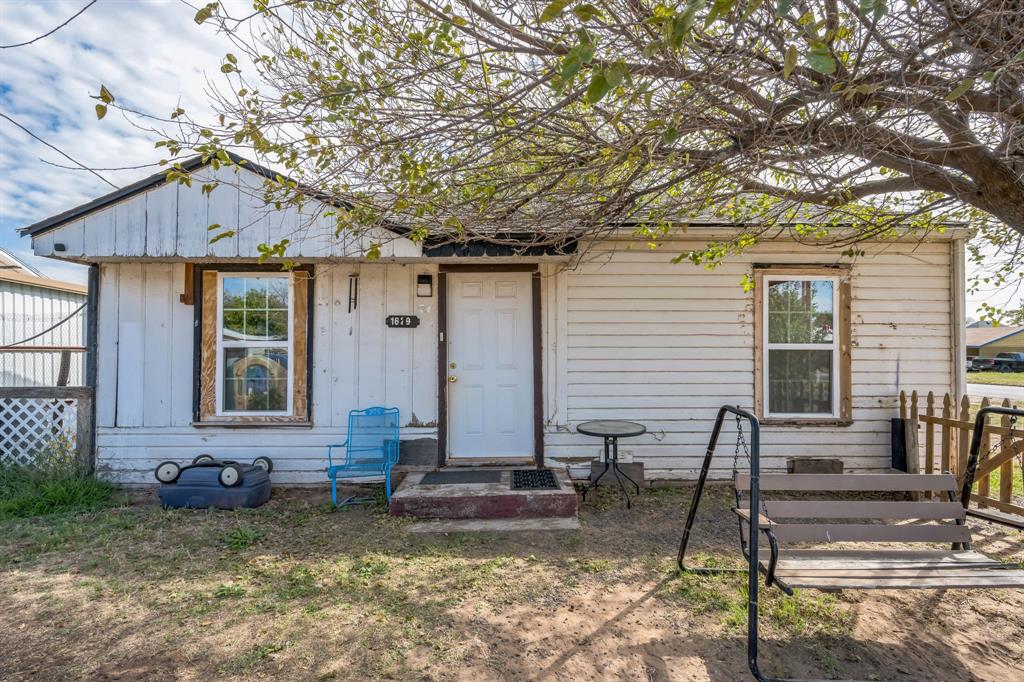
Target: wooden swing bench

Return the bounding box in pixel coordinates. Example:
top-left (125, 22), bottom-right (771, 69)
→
top-left (678, 404), bottom-right (1024, 682)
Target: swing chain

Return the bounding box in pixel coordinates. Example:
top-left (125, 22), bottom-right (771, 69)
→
top-left (734, 414), bottom-right (772, 530)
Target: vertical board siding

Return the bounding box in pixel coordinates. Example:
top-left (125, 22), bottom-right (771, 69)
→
top-left (95, 262), bottom-right (439, 483)
top-left (0, 281), bottom-right (87, 387)
top-left (31, 166), bottom-right (421, 260)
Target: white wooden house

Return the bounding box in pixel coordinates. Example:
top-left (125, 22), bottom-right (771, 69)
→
top-left (19, 156), bottom-right (968, 484)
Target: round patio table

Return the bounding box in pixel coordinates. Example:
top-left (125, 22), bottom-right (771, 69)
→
top-left (577, 420), bottom-right (646, 508)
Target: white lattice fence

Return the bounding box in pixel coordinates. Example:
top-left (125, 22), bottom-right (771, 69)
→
top-left (0, 387), bottom-right (94, 470)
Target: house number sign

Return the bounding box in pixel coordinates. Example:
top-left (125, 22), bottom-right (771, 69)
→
top-left (385, 315), bottom-right (420, 328)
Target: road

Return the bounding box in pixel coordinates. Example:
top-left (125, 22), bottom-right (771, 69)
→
top-left (967, 382), bottom-right (1024, 402)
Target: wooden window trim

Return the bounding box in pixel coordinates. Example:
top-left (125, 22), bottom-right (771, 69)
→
top-left (193, 264), bottom-right (313, 425)
top-left (753, 265), bottom-right (852, 426)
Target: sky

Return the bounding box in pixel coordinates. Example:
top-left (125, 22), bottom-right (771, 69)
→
top-left (0, 0), bottom-right (1017, 319)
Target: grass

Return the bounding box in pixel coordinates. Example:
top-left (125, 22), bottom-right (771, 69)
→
top-left (0, 447), bottom-right (117, 521)
top-left (968, 371), bottom-right (1024, 387)
top-left (0, 484), bottom-right (1020, 681)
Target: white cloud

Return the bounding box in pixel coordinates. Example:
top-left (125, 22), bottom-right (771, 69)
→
top-left (0, 1), bottom-right (1018, 317)
top-left (0, 0), bottom-right (244, 281)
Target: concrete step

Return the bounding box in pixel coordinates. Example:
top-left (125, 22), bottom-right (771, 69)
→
top-left (406, 517), bottom-right (581, 533)
top-left (389, 469), bottom-right (578, 520)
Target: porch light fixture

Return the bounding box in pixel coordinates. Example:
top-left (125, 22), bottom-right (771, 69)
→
top-left (416, 273), bottom-right (433, 297)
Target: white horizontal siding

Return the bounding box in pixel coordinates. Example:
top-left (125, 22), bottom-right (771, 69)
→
top-left (549, 239), bottom-right (954, 478)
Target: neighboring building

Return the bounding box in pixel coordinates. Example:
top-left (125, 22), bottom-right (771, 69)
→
top-left (0, 247), bottom-right (87, 387)
top-left (19, 156), bottom-right (969, 484)
top-left (966, 325), bottom-right (1024, 357)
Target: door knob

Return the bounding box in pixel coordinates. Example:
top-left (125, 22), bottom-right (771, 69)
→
top-left (448, 375), bottom-right (458, 383)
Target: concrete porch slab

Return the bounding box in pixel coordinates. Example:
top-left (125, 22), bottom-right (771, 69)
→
top-left (406, 517), bottom-right (581, 533)
top-left (389, 469), bottom-right (578, 519)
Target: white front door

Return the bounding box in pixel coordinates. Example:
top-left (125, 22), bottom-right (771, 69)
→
top-left (447, 271), bottom-right (534, 459)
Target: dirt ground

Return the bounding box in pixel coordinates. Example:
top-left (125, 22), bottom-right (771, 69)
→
top-left (1, 482), bottom-right (1022, 681)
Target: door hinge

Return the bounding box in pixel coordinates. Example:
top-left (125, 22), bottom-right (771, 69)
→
top-left (439, 331), bottom-right (445, 342)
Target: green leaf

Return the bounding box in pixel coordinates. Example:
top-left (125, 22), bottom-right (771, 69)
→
top-left (776, 0), bottom-right (794, 14)
top-left (604, 62), bottom-right (629, 88)
top-left (805, 44), bottom-right (837, 75)
top-left (585, 72), bottom-right (611, 104)
top-left (208, 229), bottom-right (235, 244)
top-left (783, 45), bottom-right (797, 79)
top-left (662, 126), bottom-right (679, 144)
top-left (98, 84), bottom-right (114, 104)
top-left (94, 104), bottom-right (107, 120)
top-left (706, 0), bottom-right (738, 26)
top-left (945, 78), bottom-right (975, 102)
top-left (573, 4), bottom-right (604, 21)
top-left (858, 0), bottom-right (887, 20)
top-left (206, 223), bottom-right (222, 232)
top-left (540, 0), bottom-right (573, 23)
top-left (194, 2), bottom-right (218, 24)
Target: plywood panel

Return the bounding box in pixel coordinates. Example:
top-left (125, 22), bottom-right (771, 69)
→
top-left (82, 209), bottom-right (115, 256)
top-left (176, 180), bottom-right (209, 257)
top-left (384, 265), bottom-right (413, 420)
top-left (410, 265), bottom-right (438, 426)
top-left (115, 263), bottom-right (145, 427)
top-left (357, 265), bottom-right (386, 406)
top-left (142, 264), bottom-right (173, 427)
top-left (146, 184), bottom-right (178, 257)
top-left (95, 264), bottom-right (120, 427)
top-left (115, 196), bottom-right (146, 256)
top-left (168, 264), bottom-right (194, 426)
top-left (236, 170), bottom-right (270, 257)
top-left (206, 172), bottom-right (239, 258)
top-left (329, 267), bottom-right (358, 426)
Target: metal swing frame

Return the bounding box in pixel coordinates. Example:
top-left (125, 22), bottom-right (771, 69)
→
top-left (677, 403), bottom-right (1024, 682)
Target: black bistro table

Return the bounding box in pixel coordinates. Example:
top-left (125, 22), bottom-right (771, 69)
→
top-left (577, 419), bottom-right (646, 508)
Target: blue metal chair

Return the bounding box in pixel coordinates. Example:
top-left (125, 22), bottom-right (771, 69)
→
top-left (327, 406), bottom-right (400, 507)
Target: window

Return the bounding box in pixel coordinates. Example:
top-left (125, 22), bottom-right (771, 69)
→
top-left (196, 267), bottom-right (311, 424)
top-left (218, 274), bottom-right (292, 414)
top-left (754, 267), bottom-right (851, 423)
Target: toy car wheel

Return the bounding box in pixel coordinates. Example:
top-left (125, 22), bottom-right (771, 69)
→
top-left (252, 456), bottom-right (274, 473)
top-left (192, 454), bottom-right (216, 465)
top-left (218, 463), bottom-right (244, 488)
top-left (155, 461), bottom-right (181, 484)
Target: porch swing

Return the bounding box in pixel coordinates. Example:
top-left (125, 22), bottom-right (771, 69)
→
top-left (678, 404), bottom-right (1024, 682)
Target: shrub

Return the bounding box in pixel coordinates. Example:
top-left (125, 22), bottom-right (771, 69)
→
top-left (0, 439), bottom-right (115, 521)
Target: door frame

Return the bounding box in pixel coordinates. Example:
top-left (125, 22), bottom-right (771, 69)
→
top-left (437, 264), bottom-right (544, 468)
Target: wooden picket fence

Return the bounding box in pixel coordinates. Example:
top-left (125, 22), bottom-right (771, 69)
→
top-left (900, 390), bottom-right (1023, 522)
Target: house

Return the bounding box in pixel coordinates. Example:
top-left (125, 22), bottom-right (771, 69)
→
top-left (18, 156), bottom-right (969, 484)
top-left (1, 247), bottom-right (87, 387)
top-left (966, 325), bottom-right (1024, 358)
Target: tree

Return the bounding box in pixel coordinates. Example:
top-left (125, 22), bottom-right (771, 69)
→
top-left (150, 1), bottom-right (1024, 315)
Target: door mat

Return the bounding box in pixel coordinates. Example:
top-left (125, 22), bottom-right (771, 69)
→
top-left (421, 470), bottom-right (503, 485)
top-left (511, 469), bottom-right (560, 490)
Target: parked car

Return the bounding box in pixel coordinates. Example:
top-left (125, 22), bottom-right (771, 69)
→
top-left (969, 352), bottom-right (1024, 372)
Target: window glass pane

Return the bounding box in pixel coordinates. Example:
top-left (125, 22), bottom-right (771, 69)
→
top-left (768, 349), bottom-right (833, 414)
top-left (222, 309), bottom-right (245, 339)
top-left (223, 347), bottom-right (289, 412)
top-left (222, 276), bottom-right (290, 342)
top-left (222, 277), bottom-right (246, 309)
top-left (767, 280), bottom-right (834, 343)
top-left (266, 310), bottom-right (289, 340)
top-left (267, 277), bottom-right (289, 309)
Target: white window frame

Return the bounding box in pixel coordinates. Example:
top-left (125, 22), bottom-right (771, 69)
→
top-left (762, 274), bottom-right (840, 419)
top-left (215, 272), bottom-right (294, 416)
